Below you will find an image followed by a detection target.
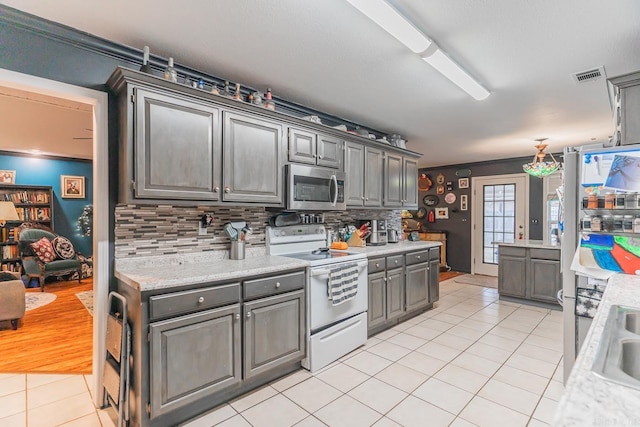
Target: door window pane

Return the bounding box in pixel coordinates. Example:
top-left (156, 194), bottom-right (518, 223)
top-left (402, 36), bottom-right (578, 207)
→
top-left (482, 183), bottom-right (517, 265)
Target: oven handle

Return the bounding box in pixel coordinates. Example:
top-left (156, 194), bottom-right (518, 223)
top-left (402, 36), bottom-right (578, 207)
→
top-left (311, 260), bottom-right (368, 277)
top-left (330, 174), bottom-right (338, 207)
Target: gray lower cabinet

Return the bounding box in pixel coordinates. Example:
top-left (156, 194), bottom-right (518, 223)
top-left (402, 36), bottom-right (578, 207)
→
top-left (498, 254), bottom-right (527, 298)
top-left (223, 111), bottom-right (283, 204)
top-left (368, 249), bottom-right (440, 335)
top-left (132, 87), bottom-right (222, 201)
top-left (244, 290), bottom-right (305, 379)
top-left (122, 269), bottom-right (306, 427)
top-left (498, 245), bottom-right (560, 305)
top-left (149, 304), bottom-right (241, 418)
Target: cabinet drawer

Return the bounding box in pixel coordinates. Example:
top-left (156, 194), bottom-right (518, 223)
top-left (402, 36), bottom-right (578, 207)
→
top-left (429, 248), bottom-right (440, 260)
top-left (530, 248), bottom-right (560, 260)
top-left (368, 258), bottom-right (386, 274)
top-left (406, 250), bottom-right (429, 266)
top-left (499, 246), bottom-right (526, 257)
top-left (149, 283), bottom-right (240, 321)
top-left (243, 271), bottom-right (305, 300)
top-left (386, 255), bottom-right (404, 269)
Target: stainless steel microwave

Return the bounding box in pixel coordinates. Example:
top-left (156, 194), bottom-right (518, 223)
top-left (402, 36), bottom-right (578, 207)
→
top-left (286, 164), bottom-right (346, 211)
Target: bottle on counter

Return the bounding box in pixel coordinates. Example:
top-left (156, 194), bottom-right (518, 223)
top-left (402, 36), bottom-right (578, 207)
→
top-left (163, 57), bottom-right (178, 83)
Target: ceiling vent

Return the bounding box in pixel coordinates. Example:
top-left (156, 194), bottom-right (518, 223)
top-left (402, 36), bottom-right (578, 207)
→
top-left (571, 66), bottom-right (606, 84)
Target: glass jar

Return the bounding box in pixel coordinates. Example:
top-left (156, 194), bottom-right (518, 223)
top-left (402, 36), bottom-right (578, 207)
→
top-left (591, 215), bottom-right (602, 232)
top-left (612, 215), bottom-right (624, 232)
top-left (623, 215), bottom-right (634, 232)
top-left (587, 194), bottom-right (598, 209)
top-left (615, 193), bottom-right (626, 209)
top-left (604, 192), bottom-right (615, 209)
top-left (581, 215), bottom-right (592, 231)
top-left (626, 192), bottom-right (638, 209)
top-left (603, 215), bottom-right (615, 232)
top-left (634, 216), bottom-right (640, 233)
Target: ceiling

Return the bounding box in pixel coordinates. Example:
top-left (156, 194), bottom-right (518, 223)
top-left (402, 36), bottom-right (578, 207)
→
top-left (2, 0), bottom-right (640, 167)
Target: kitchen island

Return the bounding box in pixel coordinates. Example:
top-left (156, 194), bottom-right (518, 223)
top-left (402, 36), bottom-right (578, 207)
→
top-left (554, 274), bottom-right (640, 426)
top-left (498, 241), bottom-right (561, 308)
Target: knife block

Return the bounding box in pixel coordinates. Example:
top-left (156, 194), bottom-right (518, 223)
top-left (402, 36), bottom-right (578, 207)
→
top-left (346, 234), bottom-right (365, 247)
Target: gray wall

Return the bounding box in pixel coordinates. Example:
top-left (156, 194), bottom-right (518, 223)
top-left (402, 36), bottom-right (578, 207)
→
top-left (419, 156), bottom-right (549, 273)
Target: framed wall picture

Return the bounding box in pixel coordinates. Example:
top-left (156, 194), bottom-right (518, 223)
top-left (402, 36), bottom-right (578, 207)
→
top-left (0, 170), bottom-right (16, 184)
top-left (458, 178), bottom-right (469, 189)
top-left (436, 185), bottom-right (445, 195)
top-left (61, 175), bottom-right (85, 198)
top-left (435, 207), bottom-right (449, 219)
top-left (461, 194), bottom-right (468, 211)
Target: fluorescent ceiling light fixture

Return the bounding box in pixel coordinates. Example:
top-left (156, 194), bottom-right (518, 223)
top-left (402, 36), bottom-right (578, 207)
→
top-left (422, 47), bottom-right (490, 100)
top-left (346, 0), bottom-right (431, 53)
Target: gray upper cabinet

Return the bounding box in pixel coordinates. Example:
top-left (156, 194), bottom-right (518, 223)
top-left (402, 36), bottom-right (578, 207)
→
top-left (316, 134), bottom-right (342, 169)
top-left (383, 152), bottom-right (418, 208)
top-left (223, 111), bottom-right (283, 204)
top-left (345, 141), bottom-right (383, 207)
top-left (133, 87), bottom-right (221, 201)
top-left (288, 128), bottom-right (342, 169)
top-left (345, 141), bottom-right (365, 206)
top-left (149, 304), bottom-right (241, 418)
top-left (243, 290), bottom-right (305, 379)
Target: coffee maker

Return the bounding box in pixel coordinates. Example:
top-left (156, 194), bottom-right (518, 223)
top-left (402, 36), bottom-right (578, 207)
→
top-left (357, 220), bottom-right (387, 246)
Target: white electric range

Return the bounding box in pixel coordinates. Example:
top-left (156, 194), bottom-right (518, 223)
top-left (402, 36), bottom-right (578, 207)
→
top-left (266, 224), bottom-right (368, 372)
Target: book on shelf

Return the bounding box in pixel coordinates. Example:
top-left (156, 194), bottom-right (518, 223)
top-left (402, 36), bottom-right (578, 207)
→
top-left (1, 262), bottom-right (22, 274)
top-left (15, 207), bottom-right (50, 221)
top-left (1, 244), bottom-right (19, 259)
top-left (1, 191), bottom-right (50, 204)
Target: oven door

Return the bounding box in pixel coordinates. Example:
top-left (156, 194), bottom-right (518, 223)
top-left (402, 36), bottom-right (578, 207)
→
top-left (287, 164), bottom-right (346, 211)
top-left (308, 260), bottom-right (368, 331)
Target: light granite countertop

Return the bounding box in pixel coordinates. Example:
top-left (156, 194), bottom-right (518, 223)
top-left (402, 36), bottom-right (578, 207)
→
top-left (498, 240), bottom-right (561, 250)
top-left (115, 249), bottom-right (309, 292)
top-left (346, 240), bottom-right (441, 257)
top-left (554, 274), bottom-right (640, 426)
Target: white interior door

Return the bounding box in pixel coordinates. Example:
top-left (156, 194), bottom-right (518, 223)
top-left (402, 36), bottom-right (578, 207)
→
top-left (471, 174), bottom-right (529, 276)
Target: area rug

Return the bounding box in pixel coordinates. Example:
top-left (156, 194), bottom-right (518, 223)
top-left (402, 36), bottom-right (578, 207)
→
top-left (25, 292), bottom-right (57, 311)
top-left (75, 290), bottom-right (93, 316)
top-left (454, 274), bottom-right (498, 288)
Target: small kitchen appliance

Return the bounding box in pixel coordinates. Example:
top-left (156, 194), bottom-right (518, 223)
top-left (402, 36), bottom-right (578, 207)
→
top-left (357, 220), bottom-right (387, 246)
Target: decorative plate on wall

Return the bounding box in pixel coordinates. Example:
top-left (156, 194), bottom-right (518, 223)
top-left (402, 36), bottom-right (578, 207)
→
top-left (415, 207), bottom-right (427, 219)
top-left (436, 185), bottom-right (445, 195)
top-left (423, 195), bottom-right (439, 206)
top-left (436, 173), bottom-right (445, 184)
top-left (444, 192), bottom-right (457, 204)
top-left (418, 174), bottom-right (433, 191)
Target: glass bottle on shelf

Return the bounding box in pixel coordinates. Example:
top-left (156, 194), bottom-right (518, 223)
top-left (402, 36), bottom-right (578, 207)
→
top-left (612, 215), bottom-right (623, 232)
top-left (163, 57), bottom-right (178, 83)
top-left (634, 216), bottom-right (640, 233)
top-left (591, 215), bottom-right (602, 232)
top-left (626, 192), bottom-right (638, 209)
top-left (615, 193), bottom-right (626, 209)
top-left (587, 194), bottom-right (598, 209)
top-left (265, 88), bottom-right (276, 111)
top-left (623, 215), bottom-right (634, 232)
top-left (604, 192), bottom-right (615, 209)
top-left (233, 83), bottom-right (242, 100)
top-left (581, 215), bottom-right (592, 231)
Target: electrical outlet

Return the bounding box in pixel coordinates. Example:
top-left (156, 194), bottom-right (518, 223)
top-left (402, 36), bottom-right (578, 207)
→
top-left (198, 223), bottom-right (207, 236)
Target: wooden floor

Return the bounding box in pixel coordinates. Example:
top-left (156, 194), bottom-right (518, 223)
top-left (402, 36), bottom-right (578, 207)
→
top-left (0, 278), bottom-right (93, 374)
top-left (440, 270), bottom-right (465, 281)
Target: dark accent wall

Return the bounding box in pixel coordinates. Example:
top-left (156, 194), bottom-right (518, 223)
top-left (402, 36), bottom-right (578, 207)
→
top-left (419, 156), bottom-right (547, 273)
top-left (0, 153), bottom-right (93, 255)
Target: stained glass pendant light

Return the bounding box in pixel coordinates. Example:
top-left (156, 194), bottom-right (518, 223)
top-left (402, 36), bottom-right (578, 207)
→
top-left (523, 138), bottom-right (560, 178)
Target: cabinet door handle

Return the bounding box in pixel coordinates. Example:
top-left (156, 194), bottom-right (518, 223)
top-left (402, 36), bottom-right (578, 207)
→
top-left (247, 311), bottom-right (251, 318)
top-left (197, 296), bottom-right (205, 303)
top-left (394, 260), bottom-right (398, 264)
top-left (416, 255), bottom-right (421, 260)
top-left (375, 263), bottom-right (380, 268)
top-left (384, 277), bottom-right (387, 282)
top-left (213, 186), bottom-right (220, 193)
top-left (235, 313), bottom-right (240, 320)
top-left (313, 154), bottom-right (317, 158)
top-left (318, 155), bottom-right (323, 159)
top-left (276, 282), bottom-right (281, 288)
top-left (224, 186), bottom-right (231, 193)
top-left (365, 197), bottom-right (369, 201)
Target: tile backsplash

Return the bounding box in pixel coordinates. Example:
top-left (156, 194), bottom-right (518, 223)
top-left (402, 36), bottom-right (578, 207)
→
top-left (114, 204), bottom-right (402, 259)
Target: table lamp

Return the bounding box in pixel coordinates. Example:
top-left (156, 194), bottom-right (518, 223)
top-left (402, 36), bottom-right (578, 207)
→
top-left (0, 201), bottom-right (19, 227)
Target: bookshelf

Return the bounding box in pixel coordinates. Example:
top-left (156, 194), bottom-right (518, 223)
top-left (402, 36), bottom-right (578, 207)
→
top-left (0, 184), bottom-right (54, 274)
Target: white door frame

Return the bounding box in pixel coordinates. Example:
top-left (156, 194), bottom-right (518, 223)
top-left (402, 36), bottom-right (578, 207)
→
top-left (0, 68), bottom-right (109, 407)
top-left (470, 173), bottom-right (530, 276)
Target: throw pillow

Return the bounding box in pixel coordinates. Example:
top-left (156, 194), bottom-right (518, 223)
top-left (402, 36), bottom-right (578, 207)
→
top-left (30, 237), bottom-right (57, 263)
top-left (52, 236), bottom-right (75, 260)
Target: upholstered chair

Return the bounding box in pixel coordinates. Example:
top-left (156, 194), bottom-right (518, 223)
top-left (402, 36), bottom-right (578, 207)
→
top-left (0, 272), bottom-right (25, 330)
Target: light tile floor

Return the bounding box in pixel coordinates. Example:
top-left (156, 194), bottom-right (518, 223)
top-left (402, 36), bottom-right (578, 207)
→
top-left (0, 279), bottom-right (565, 427)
